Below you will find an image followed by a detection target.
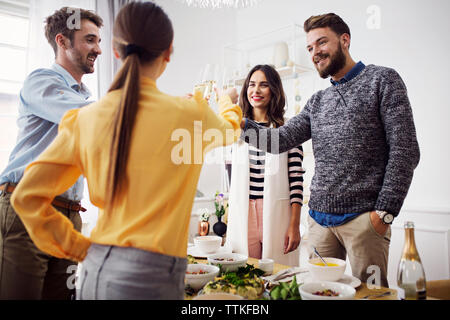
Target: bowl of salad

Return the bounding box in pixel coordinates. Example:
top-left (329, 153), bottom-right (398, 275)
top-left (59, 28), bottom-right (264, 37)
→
top-left (299, 281), bottom-right (356, 300)
top-left (207, 253), bottom-right (248, 272)
top-left (185, 263), bottom-right (220, 290)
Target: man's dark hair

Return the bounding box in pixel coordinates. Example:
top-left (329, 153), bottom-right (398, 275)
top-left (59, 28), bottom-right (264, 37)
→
top-left (303, 13), bottom-right (351, 38)
top-left (45, 7), bottom-right (103, 56)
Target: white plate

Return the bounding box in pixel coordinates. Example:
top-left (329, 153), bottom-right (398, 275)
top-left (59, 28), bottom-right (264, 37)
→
top-left (296, 272), bottom-right (362, 288)
top-left (187, 243), bottom-right (232, 258)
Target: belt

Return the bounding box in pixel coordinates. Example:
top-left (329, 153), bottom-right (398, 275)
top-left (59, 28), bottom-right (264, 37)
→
top-left (0, 183), bottom-right (87, 213)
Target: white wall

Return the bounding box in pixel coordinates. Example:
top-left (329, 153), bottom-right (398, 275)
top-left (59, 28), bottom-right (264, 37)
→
top-left (152, 0), bottom-right (238, 198)
top-left (153, 0), bottom-right (237, 95)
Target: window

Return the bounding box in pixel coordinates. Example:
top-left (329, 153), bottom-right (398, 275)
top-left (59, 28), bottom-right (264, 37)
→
top-left (0, 0), bottom-right (29, 170)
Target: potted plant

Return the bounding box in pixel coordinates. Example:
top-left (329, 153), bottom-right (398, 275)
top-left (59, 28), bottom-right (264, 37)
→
top-left (198, 209), bottom-right (210, 236)
top-left (213, 191), bottom-right (228, 237)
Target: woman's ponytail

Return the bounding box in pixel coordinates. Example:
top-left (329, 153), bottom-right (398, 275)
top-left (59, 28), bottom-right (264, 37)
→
top-left (106, 52), bottom-right (140, 209)
top-left (104, 2), bottom-right (173, 210)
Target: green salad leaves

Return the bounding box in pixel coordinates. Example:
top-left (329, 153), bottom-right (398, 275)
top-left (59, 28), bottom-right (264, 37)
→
top-left (269, 276), bottom-right (302, 300)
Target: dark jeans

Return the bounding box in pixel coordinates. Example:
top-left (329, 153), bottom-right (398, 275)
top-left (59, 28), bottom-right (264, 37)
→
top-left (0, 191), bottom-right (82, 300)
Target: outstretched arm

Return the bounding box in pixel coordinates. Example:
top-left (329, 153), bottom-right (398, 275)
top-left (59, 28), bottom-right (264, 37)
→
top-left (241, 102), bottom-right (312, 154)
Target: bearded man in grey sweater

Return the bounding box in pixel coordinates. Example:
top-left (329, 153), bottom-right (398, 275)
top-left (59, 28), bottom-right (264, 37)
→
top-left (240, 13), bottom-right (420, 288)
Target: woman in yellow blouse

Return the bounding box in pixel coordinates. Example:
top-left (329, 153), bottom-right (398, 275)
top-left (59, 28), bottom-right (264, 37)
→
top-left (11, 2), bottom-right (242, 300)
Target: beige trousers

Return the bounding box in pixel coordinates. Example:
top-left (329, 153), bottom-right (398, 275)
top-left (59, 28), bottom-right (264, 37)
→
top-left (307, 211), bottom-right (391, 288)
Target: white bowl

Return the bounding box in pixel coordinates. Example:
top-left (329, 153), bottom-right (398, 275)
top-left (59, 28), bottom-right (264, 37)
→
top-left (185, 263), bottom-right (220, 290)
top-left (194, 235), bottom-right (222, 254)
top-left (299, 281), bottom-right (356, 300)
top-left (307, 257), bottom-right (346, 281)
top-left (207, 253), bottom-right (248, 272)
top-left (193, 293), bottom-right (244, 300)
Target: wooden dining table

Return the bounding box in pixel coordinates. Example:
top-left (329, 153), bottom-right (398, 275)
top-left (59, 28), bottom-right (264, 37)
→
top-left (193, 257), bottom-right (399, 300)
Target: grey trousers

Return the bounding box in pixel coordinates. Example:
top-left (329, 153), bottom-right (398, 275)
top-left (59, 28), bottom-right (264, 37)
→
top-left (77, 243), bottom-right (187, 300)
top-left (307, 211), bottom-right (391, 288)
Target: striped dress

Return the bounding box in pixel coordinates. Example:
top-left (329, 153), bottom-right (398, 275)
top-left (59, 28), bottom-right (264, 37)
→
top-left (248, 122), bottom-right (305, 205)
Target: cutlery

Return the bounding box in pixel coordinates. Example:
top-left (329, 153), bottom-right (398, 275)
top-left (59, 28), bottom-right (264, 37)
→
top-left (264, 267), bottom-right (308, 282)
top-left (267, 269), bottom-right (291, 282)
top-left (313, 247), bottom-right (328, 266)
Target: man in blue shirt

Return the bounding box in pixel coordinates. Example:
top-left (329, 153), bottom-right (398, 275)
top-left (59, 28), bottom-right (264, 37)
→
top-left (0, 7), bottom-right (103, 300)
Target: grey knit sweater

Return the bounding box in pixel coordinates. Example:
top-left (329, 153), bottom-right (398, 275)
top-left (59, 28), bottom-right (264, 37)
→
top-left (243, 64), bottom-right (420, 216)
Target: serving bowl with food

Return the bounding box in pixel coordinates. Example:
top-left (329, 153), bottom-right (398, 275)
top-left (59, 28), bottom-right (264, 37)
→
top-left (307, 257), bottom-right (346, 281)
top-left (201, 264), bottom-right (265, 300)
top-left (185, 263), bottom-right (220, 290)
top-left (207, 253), bottom-right (248, 272)
top-left (194, 235), bottom-right (222, 254)
top-left (299, 281), bottom-right (356, 300)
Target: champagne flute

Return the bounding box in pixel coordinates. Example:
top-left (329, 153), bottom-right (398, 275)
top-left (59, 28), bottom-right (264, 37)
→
top-left (193, 64), bottom-right (222, 104)
top-left (222, 67), bottom-right (236, 91)
top-left (193, 67), bottom-right (207, 97)
top-left (213, 64), bottom-right (221, 102)
top-left (202, 64), bottom-right (214, 100)
top-left (222, 66), bottom-right (229, 91)
top-left (204, 64), bottom-right (221, 103)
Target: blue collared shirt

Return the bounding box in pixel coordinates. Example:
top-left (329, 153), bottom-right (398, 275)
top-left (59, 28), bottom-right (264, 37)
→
top-left (0, 63), bottom-right (92, 201)
top-left (311, 61), bottom-right (366, 227)
top-left (330, 61), bottom-right (366, 86)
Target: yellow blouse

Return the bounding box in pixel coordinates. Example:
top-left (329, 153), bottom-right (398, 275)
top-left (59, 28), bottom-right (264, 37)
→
top-left (11, 77), bottom-right (242, 262)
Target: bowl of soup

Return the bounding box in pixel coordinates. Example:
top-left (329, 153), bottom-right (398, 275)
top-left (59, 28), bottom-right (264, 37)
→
top-left (307, 257), bottom-right (346, 281)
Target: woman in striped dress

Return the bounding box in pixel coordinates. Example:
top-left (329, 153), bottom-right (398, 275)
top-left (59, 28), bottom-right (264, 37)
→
top-left (226, 64), bottom-right (305, 266)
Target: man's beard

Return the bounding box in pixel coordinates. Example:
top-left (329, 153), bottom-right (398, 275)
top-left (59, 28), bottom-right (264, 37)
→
top-left (72, 50), bottom-right (96, 75)
top-left (79, 59), bottom-right (94, 74)
top-left (315, 44), bottom-right (346, 79)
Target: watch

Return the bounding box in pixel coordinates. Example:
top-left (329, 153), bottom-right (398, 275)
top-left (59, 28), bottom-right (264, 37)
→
top-left (376, 210), bottom-right (394, 225)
